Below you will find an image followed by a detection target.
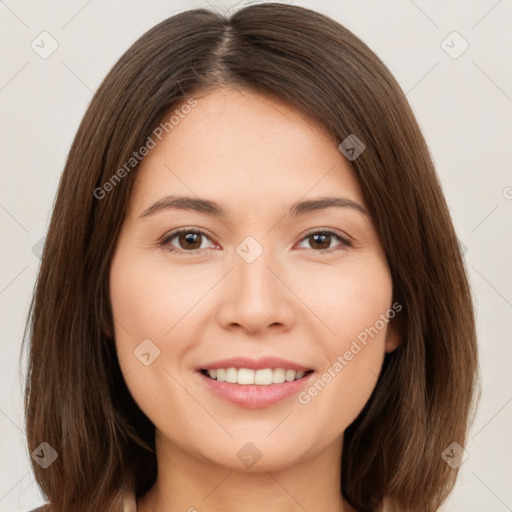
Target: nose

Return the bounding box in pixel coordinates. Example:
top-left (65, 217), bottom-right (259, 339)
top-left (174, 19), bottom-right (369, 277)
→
top-left (216, 243), bottom-right (297, 335)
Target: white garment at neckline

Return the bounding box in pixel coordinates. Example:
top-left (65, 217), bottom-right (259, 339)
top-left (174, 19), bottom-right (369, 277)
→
top-left (123, 487), bottom-right (137, 512)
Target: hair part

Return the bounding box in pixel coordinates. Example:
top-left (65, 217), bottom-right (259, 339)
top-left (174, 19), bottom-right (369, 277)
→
top-left (23, 4), bottom-right (478, 511)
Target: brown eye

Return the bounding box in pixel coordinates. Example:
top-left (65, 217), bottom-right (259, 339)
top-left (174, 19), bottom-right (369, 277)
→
top-left (160, 229), bottom-right (214, 253)
top-left (308, 233), bottom-right (332, 250)
top-left (298, 230), bottom-right (351, 252)
top-left (176, 232), bottom-right (203, 250)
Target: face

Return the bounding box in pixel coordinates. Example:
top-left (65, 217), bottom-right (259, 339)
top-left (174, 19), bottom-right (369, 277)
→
top-left (110, 87), bottom-right (400, 472)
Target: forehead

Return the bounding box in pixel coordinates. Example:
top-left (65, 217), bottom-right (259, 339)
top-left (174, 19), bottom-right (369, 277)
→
top-left (129, 87), bottom-right (365, 217)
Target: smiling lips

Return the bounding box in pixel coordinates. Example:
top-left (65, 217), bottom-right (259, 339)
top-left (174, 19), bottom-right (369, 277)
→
top-left (196, 355), bottom-right (315, 408)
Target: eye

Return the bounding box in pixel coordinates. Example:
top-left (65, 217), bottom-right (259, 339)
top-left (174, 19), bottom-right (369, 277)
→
top-left (159, 227), bottom-right (352, 255)
top-left (296, 229), bottom-right (352, 253)
top-left (159, 228), bottom-right (217, 254)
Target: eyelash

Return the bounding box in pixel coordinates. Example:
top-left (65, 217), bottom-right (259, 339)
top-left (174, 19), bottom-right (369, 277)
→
top-left (158, 227), bottom-right (353, 255)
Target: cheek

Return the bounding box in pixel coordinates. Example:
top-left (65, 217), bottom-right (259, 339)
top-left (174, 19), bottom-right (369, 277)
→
top-left (109, 250), bottom-right (197, 437)
top-left (109, 246), bottom-right (218, 352)
top-left (109, 248), bottom-right (176, 387)
top-left (294, 252), bottom-right (393, 344)
top-left (109, 247), bottom-right (224, 421)
top-left (293, 254), bottom-right (392, 426)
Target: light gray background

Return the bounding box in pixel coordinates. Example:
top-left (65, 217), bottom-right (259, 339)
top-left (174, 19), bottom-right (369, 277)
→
top-left (1, 1), bottom-right (511, 510)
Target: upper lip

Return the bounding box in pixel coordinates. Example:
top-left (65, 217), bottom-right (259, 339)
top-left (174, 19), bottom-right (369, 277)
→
top-left (198, 356), bottom-right (313, 372)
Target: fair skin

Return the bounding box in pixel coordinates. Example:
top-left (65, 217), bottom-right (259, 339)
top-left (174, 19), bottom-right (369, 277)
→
top-left (110, 87), bottom-right (401, 512)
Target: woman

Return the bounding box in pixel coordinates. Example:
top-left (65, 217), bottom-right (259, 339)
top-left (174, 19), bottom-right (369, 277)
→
top-left (23, 3), bottom-right (478, 511)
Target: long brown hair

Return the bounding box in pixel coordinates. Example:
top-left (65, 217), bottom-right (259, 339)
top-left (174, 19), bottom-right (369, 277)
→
top-left (22, 4), bottom-right (478, 511)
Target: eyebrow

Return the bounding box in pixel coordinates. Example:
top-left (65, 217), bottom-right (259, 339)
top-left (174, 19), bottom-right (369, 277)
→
top-left (139, 194), bottom-right (368, 219)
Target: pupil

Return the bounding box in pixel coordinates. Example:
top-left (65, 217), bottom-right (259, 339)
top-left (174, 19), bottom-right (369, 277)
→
top-left (180, 232), bottom-right (201, 250)
top-left (311, 233), bottom-right (330, 250)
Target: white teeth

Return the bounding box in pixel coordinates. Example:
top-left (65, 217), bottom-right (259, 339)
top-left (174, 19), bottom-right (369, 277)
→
top-left (225, 367), bottom-right (238, 383)
top-left (204, 367), bottom-right (310, 385)
top-left (273, 368), bottom-right (285, 384)
top-left (285, 369), bottom-right (296, 382)
top-left (254, 368), bottom-right (273, 385)
top-left (237, 368), bottom-right (255, 385)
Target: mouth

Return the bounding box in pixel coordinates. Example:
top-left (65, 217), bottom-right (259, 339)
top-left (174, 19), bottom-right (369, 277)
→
top-left (199, 367), bottom-right (315, 385)
top-left (196, 367), bottom-right (316, 408)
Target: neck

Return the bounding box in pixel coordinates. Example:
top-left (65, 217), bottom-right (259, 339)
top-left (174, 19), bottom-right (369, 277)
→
top-left (138, 430), bottom-right (350, 512)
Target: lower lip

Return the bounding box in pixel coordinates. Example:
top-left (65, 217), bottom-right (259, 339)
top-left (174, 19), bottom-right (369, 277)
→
top-left (197, 370), bottom-right (315, 408)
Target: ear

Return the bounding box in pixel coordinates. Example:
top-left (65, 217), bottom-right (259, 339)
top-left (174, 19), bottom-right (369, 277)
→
top-left (384, 311), bottom-right (404, 353)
